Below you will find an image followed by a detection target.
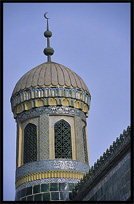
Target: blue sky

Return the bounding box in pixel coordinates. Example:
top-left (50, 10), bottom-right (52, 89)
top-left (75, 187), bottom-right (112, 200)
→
top-left (3, 3), bottom-right (130, 201)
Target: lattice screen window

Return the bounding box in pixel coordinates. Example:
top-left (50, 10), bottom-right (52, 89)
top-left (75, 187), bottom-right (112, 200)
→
top-left (82, 126), bottom-right (88, 164)
top-left (23, 123), bottom-right (37, 164)
top-left (54, 119), bottom-right (72, 159)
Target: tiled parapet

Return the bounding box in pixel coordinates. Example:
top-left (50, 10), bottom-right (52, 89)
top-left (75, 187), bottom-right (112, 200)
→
top-left (70, 126), bottom-right (131, 200)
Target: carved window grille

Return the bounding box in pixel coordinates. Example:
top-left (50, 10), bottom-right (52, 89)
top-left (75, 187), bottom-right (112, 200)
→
top-left (82, 126), bottom-right (88, 164)
top-left (54, 119), bottom-right (72, 159)
top-left (23, 123), bottom-right (37, 164)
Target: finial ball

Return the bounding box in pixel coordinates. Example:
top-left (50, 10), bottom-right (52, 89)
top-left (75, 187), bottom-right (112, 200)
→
top-left (44, 47), bottom-right (54, 56)
top-left (44, 31), bottom-right (52, 38)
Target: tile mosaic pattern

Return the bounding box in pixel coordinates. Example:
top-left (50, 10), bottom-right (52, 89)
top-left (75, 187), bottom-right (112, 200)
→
top-left (40, 114), bottom-right (49, 160)
top-left (15, 182), bottom-right (78, 201)
top-left (16, 159), bottom-right (89, 180)
top-left (75, 117), bottom-right (85, 163)
top-left (16, 106), bottom-right (86, 123)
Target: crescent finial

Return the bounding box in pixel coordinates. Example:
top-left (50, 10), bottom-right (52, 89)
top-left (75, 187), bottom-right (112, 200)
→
top-left (44, 12), bottom-right (49, 20)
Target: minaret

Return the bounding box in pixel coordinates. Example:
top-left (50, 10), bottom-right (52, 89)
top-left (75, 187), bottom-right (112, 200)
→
top-left (10, 13), bottom-right (91, 201)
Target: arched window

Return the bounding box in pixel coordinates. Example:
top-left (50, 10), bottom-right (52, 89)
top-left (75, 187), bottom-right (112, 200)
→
top-left (23, 123), bottom-right (37, 164)
top-left (82, 126), bottom-right (88, 164)
top-left (54, 119), bottom-right (72, 159)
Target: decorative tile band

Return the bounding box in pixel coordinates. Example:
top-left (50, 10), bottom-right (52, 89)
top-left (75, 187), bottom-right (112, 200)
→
top-left (75, 117), bottom-right (85, 163)
top-left (16, 159), bottom-right (90, 181)
top-left (16, 178), bottom-right (79, 193)
top-left (11, 87), bottom-right (91, 110)
top-left (15, 170), bottom-right (85, 189)
top-left (16, 106), bottom-right (86, 123)
top-left (40, 114), bottom-right (49, 160)
top-left (11, 87), bottom-right (91, 118)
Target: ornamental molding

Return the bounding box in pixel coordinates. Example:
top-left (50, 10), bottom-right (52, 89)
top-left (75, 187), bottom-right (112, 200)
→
top-left (15, 170), bottom-right (85, 189)
top-left (16, 106), bottom-right (86, 123)
top-left (16, 159), bottom-right (90, 181)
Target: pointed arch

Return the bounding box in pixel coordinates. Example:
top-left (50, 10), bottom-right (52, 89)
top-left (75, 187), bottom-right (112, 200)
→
top-left (54, 119), bottom-right (72, 159)
top-left (23, 123), bottom-right (37, 164)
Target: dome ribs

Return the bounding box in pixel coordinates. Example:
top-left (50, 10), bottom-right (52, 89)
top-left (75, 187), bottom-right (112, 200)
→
top-left (75, 72), bottom-right (83, 90)
top-left (31, 66), bottom-right (41, 87)
top-left (11, 62), bottom-right (90, 98)
top-left (26, 69), bottom-right (36, 89)
top-left (80, 77), bottom-right (89, 93)
top-left (12, 77), bottom-right (23, 96)
top-left (67, 68), bottom-right (77, 88)
top-left (21, 71), bottom-right (31, 90)
top-left (60, 65), bottom-right (71, 87)
top-left (70, 70), bottom-right (79, 89)
top-left (74, 72), bottom-right (82, 90)
top-left (52, 63), bottom-right (58, 86)
top-left (55, 63), bottom-right (64, 86)
top-left (44, 63), bottom-right (51, 86)
top-left (37, 65), bottom-right (46, 86)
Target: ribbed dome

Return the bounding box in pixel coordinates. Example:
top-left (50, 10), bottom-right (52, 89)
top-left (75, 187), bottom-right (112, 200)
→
top-left (12, 62), bottom-right (89, 97)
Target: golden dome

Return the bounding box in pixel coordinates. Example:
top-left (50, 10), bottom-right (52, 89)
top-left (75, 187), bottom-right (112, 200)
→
top-left (11, 62), bottom-right (89, 97)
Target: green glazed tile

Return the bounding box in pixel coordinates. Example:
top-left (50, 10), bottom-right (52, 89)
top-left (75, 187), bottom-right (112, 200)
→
top-left (51, 192), bottom-right (59, 200)
top-left (27, 195), bottom-right (33, 201)
top-left (43, 193), bottom-right (50, 201)
top-left (26, 186), bottom-right (32, 196)
top-left (33, 184), bottom-right (40, 194)
top-left (34, 194), bottom-right (42, 201)
top-left (50, 183), bottom-right (58, 191)
top-left (21, 188), bottom-right (26, 197)
top-left (41, 183), bottom-right (49, 192)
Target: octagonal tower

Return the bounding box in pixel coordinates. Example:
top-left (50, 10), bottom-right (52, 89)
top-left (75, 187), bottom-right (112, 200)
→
top-left (10, 14), bottom-right (91, 201)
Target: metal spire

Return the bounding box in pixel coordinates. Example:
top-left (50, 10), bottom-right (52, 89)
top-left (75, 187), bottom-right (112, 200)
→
top-left (43, 12), bottom-right (54, 62)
